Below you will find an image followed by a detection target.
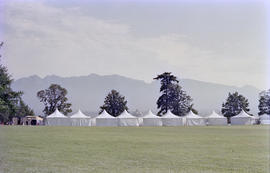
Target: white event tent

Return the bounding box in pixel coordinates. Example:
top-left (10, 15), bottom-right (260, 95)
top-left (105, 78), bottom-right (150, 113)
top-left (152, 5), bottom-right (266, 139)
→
top-left (45, 109), bottom-right (69, 126)
top-left (231, 110), bottom-right (255, 125)
top-left (70, 110), bottom-right (91, 126)
top-left (161, 110), bottom-right (183, 126)
top-left (185, 111), bottom-right (206, 126)
top-left (259, 114), bottom-right (270, 125)
top-left (95, 110), bottom-right (118, 126)
top-left (118, 110), bottom-right (139, 126)
top-left (142, 110), bottom-right (162, 126)
top-left (206, 111), bottom-right (227, 126)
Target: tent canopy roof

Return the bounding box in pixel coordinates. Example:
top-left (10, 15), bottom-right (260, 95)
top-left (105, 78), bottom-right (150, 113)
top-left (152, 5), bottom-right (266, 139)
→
top-left (144, 110), bottom-right (160, 118)
top-left (233, 110), bottom-right (252, 118)
top-left (96, 110), bottom-right (115, 119)
top-left (71, 109), bottom-right (89, 118)
top-left (208, 111), bottom-right (225, 118)
top-left (185, 110), bottom-right (202, 118)
top-left (47, 109), bottom-right (67, 118)
top-left (162, 110), bottom-right (180, 118)
top-left (118, 110), bottom-right (136, 118)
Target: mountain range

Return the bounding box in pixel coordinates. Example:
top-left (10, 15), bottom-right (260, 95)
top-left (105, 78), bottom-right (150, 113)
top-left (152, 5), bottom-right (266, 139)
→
top-left (11, 74), bottom-right (261, 116)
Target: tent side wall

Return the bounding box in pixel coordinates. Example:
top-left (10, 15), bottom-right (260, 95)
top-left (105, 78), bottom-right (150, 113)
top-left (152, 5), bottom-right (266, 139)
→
top-left (70, 118), bottom-right (92, 126)
top-left (91, 118), bottom-right (96, 126)
top-left (260, 115), bottom-right (270, 125)
top-left (231, 117), bottom-right (252, 125)
top-left (207, 118), bottom-right (227, 126)
top-left (142, 118), bottom-right (163, 126)
top-left (96, 118), bottom-right (118, 127)
top-left (118, 118), bottom-right (139, 126)
top-left (186, 118), bottom-right (206, 126)
top-left (46, 118), bottom-right (70, 126)
top-left (260, 120), bottom-right (270, 125)
top-left (162, 118), bottom-right (183, 126)
top-left (138, 118), bottom-right (143, 126)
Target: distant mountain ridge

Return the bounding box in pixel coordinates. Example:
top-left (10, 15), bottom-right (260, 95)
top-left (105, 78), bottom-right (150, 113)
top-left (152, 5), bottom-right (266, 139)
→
top-left (11, 74), bottom-right (261, 116)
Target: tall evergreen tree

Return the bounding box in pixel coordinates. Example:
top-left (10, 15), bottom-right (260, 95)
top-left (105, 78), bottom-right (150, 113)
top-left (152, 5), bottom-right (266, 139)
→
top-left (0, 42), bottom-right (33, 123)
top-left (258, 89), bottom-right (270, 115)
top-left (221, 92), bottom-right (250, 122)
top-left (154, 72), bottom-right (195, 116)
top-left (37, 84), bottom-right (72, 116)
top-left (154, 72), bottom-right (179, 116)
top-left (99, 89), bottom-right (128, 117)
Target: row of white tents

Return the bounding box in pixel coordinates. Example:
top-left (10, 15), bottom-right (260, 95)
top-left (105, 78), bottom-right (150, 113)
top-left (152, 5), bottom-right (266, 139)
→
top-left (45, 109), bottom-right (270, 126)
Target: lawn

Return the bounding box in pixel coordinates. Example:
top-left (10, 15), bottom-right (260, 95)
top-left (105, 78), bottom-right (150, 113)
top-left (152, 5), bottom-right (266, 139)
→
top-left (0, 126), bottom-right (269, 173)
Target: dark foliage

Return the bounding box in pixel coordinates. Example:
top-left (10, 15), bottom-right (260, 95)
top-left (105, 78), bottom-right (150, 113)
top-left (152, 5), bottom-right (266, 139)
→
top-left (99, 89), bottom-right (128, 117)
top-left (221, 92), bottom-right (250, 122)
top-left (258, 89), bottom-right (270, 115)
top-left (37, 84), bottom-right (72, 116)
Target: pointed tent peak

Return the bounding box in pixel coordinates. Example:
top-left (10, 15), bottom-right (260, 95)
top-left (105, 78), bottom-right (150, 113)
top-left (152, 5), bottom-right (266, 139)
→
top-left (71, 109), bottom-right (89, 118)
top-left (144, 110), bottom-right (160, 118)
top-left (208, 111), bottom-right (224, 118)
top-left (162, 110), bottom-right (179, 118)
top-left (55, 108), bottom-right (60, 113)
top-left (97, 110), bottom-right (115, 118)
top-left (235, 109), bottom-right (251, 117)
top-left (119, 109), bottom-right (135, 118)
top-left (123, 109), bottom-right (129, 114)
top-left (212, 111), bottom-right (220, 116)
top-left (186, 110), bottom-right (201, 118)
top-left (47, 108), bottom-right (66, 118)
top-left (101, 109), bottom-right (108, 114)
top-left (100, 110), bottom-right (111, 117)
top-left (74, 109), bottom-right (83, 115)
top-left (145, 109), bottom-right (154, 116)
top-left (186, 110), bottom-right (196, 116)
top-left (163, 110), bottom-right (172, 116)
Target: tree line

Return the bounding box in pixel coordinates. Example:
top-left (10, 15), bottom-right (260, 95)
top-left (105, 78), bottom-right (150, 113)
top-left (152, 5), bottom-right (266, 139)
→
top-left (0, 42), bottom-right (34, 123)
top-left (0, 41), bottom-right (269, 123)
top-left (35, 72), bottom-right (270, 123)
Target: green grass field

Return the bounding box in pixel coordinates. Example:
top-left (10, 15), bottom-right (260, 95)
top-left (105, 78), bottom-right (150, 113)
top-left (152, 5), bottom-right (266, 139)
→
top-left (0, 126), bottom-right (269, 173)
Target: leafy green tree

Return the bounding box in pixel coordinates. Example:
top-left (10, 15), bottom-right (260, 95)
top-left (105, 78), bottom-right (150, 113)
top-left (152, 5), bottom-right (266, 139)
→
top-left (258, 89), bottom-right (270, 115)
top-left (221, 92), bottom-right (250, 122)
top-left (37, 84), bottom-right (72, 116)
top-left (15, 99), bottom-right (34, 117)
top-left (99, 89), bottom-right (128, 117)
top-left (0, 98), bottom-right (10, 123)
top-left (169, 83), bottom-right (195, 116)
top-left (0, 42), bottom-right (33, 123)
top-left (154, 72), bottom-right (179, 116)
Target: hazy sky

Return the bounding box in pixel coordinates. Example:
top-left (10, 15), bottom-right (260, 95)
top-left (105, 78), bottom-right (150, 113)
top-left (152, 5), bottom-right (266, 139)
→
top-left (1, 0), bottom-right (269, 89)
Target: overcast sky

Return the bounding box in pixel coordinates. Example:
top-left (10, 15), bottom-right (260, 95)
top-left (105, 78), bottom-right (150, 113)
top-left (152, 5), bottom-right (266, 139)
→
top-left (0, 0), bottom-right (269, 90)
